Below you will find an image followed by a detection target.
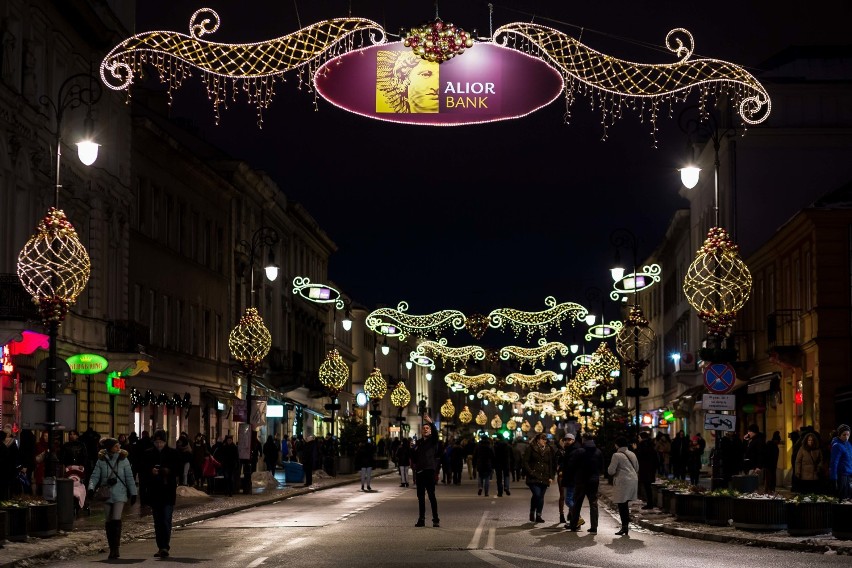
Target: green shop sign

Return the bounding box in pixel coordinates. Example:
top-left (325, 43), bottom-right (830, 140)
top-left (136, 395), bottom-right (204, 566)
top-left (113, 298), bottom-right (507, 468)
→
top-left (66, 353), bottom-right (108, 375)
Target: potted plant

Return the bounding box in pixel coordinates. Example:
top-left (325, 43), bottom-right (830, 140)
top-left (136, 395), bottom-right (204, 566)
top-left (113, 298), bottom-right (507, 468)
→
top-left (27, 498), bottom-right (58, 538)
top-left (650, 480), bottom-right (666, 509)
top-left (832, 500), bottom-right (852, 540)
top-left (661, 480), bottom-right (689, 515)
top-left (704, 488), bottom-right (739, 526)
top-left (0, 500), bottom-right (30, 542)
top-left (674, 485), bottom-right (707, 522)
top-left (786, 494), bottom-right (835, 536)
top-left (732, 493), bottom-right (787, 531)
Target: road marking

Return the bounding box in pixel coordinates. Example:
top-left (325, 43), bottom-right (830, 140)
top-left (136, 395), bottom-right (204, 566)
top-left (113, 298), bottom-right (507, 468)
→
top-left (246, 557), bottom-right (267, 568)
top-left (485, 527), bottom-right (496, 550)
top-left (470, 550), bottom-right (518, 567)
top-left (467, 511), bottom-right (489, 549)
top-left (488, 549), bottom-right (605, 568)
top-left (289, 537), bottom-right (306, 546)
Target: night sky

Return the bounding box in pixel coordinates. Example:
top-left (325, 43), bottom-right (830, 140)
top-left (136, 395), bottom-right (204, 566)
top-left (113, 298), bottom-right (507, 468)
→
top-left (133, 1), bottom-right (849, 317)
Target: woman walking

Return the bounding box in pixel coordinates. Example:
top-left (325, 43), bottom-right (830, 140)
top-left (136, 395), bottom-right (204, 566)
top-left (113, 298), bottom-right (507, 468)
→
top-left (794, 431), bottom-right (823, 494)
top-left (474, 437), bottom-right (495, 496)
top-left (523, 433), bottom-right (555, 523)
top-left (88, 437), bottom-right (137, 559)
top-left (355, 439), bottom-right (375, 491)
top-left (608, 436), bottom-right (639, 536)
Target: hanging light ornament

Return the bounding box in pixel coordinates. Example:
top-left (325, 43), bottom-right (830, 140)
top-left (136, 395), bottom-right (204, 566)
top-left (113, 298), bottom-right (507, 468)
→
top-left (682, 227), bottom-right (752, 337)
top-left (440, 398), bottom-right (456, 419)
top-left (17, 208), bottom-right (91, 325)
top-left (464, 313), bottom-right (490, 340)
top-left (364, 367), bottom-right (387, 401)
top-left (228, 307), bottom-right (272, 374)
top-left (506, 418), bottom-right (517, 430)
top-left (549, 424), bottom-right (557, 435)
top-left (403, 18), bottom-right (473, 63)
top-left (318, 349), bottom-right (350, 396)
top-left (491, 414), bottom-right (503, 429)
top-left (615, 305), bottom-right (657, 374)
top-left (390, 381), bottom-right (411, 408)
top-left (475, 409), bottom-right (488, 426)
top-left (534, 421), bottom-right (544, 433)
top-left (588, 342), bottom-right (619, 386)
top-left (459, 405), bottom-right (473, 424)
top-left (521, 420), bottom-right (531, 433)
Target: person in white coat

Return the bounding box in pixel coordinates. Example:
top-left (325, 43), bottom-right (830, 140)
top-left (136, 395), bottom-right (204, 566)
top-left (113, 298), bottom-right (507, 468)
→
top-left (607, 436), bottom-right (639, 536)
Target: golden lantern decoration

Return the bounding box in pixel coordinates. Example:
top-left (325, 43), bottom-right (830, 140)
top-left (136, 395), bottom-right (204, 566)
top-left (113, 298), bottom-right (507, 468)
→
top-left (534, 421), bottom-right (544, 433)
top-left (683, 226), bottom-right (752, 337)
top-left (459, 405), bottom-right (473, 424)
top-left (440, 398), bottom-right (455, 419)
top-left (390, 381), bottom-right (411, 408)
top-left (506, 418), bottom-right (517, 430)
top-left (228, 307), bottom-right (272, 374)
top-left (17, 207), bottom-right (91, 325)
top-left (364, 367), bottom-right (387, 401)
top-left (588, 342), bottom-right (619, 386)
top-left (475, 409), bottom-right (487, 426)
top-left (549, 424), bottom-right (557, 435)
top-left (521, 420), bottom-right (531, 432)
top-left (615, 305), bottom-right (656, 375)
top-left (318, 349), bottom-right (349, 396)
top-left (491, 414), bottom-right (503, 429)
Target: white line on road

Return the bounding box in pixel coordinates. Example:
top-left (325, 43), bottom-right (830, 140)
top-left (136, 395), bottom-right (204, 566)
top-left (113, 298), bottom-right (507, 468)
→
top-left (467, 511), bottom-right (489, 549)
top-left (485, 527), bottom-right (496, 550)
top-left (488, 549), bottom-right (605, 568)
top-left (288, 537), bottom-right (306, 546)
top-left (246, 557), bottom-right (267, 568)
top-left (469, 550), bottom-right (519, 567)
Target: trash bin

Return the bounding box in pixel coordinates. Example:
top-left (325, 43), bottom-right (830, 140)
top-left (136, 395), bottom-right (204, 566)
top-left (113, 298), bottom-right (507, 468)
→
top-left (56, 478), bottom-right (75, 532)
top-left (43, 477), bottom-right (57, 501)
top-left (283, 461), bottom-right (304, 484)
top-left (730, 474), bottom-right (759, 493)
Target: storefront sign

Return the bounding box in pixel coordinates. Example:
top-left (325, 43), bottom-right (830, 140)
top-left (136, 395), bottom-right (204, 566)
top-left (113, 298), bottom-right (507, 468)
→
top-left (66, 353), bottom-right (108, 374)
top-left (314, 41), bottom-right (564, 126)
top-left (106, 371), bottom-right (127, 395)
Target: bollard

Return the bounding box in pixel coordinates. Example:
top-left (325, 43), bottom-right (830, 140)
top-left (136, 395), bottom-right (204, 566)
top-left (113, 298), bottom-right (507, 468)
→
top-left (43, 476), bottom-right (57, 501)
top-left (56, 478), bottom-right (75, 532)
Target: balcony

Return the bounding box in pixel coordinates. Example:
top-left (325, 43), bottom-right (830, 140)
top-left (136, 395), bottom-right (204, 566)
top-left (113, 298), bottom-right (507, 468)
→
top-left (106, 320), bottom-right (150, 353)
top-left (767, 309), bottom-right (802, 367)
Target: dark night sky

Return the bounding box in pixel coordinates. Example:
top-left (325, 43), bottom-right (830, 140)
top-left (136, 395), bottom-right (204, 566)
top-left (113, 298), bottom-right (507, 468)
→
top-left (133, 1), bottom-right (850, 317)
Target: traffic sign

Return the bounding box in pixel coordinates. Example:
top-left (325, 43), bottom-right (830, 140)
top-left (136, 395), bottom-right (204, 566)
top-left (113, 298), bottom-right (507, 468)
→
top-left (703, 393), bottom-right (735, 410)
top-left (703, 363), bottom-right (737, 394)
top-left (704, 412), bottom-right (736, 432)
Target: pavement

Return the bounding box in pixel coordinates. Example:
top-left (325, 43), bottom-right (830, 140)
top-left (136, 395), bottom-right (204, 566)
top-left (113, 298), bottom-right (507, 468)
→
top-left (2, 469), bottom-right (851, 567)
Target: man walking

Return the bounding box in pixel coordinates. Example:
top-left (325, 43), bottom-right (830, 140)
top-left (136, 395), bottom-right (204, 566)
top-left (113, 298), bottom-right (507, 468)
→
top-left (412, 415), bottom-right (440, 527)
top-left (566, 433), bottom-right (602, 533)
top-left (142, 430), bottom-right (181, 558)
top-left (636, 431), bottom-right (659, 508)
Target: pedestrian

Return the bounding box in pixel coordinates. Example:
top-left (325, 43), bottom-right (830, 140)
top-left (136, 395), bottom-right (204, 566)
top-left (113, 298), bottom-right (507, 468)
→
top-left (789, 430), bottom-right (802, 492)
top-left (513, 437), bottom-right (529, 482)
top-left (794, 431), bottom-right (823, 494)
top-left (636, 431), bottom-right (658, 508)
top-left (263, 435), bottom-right (279, 476)
top-left (764, 431), bottom-right (781, 493)
top-left (300, 434), bottom-right (318, 486)
top-left (440, 440), bottom-right (453, 484)
top-left (557, 433), bottom-right (578, 523)
top-left (175, 432), bottom-right (192, 485)
top-left (355, 439), bottom-right (375, 491)
top-left (670, 430), bottom-right (686, 481)
top-left (829, 424), bottom-right (852, 500)
top-left (608, 436), bottom-right (639, 536)
top-left (687, 435), bottom-right (703, 486)
top-left (493, 436), bottom-right (513, 497)
top-left (87, 437), bottom-right (137, 559)
top-left (523, 432), bottom-right (555, 523)
top-left (411, 415), bottom-right (440, 527)
top-left (450, 438), bottom-right (465, 485)
top-left (60, 429), bottom-right (88, 469)
top-left (473, 436), bottom-right (495, 496)
top-left (192, 434), bottom-right (209, 487)
top-left (281, 434), bottom-right (291, 463)
top-left (395, 438), bottom-right (411, 487)
top-left (566, 432), bottom-right (602, 532)
top-left (33, 430), bottom-right (49, 495)
top-left (743, 424), bottom-right (765, 475)
top-left (655, 433), bottom-right (671, 477)
top-left (214, 434), bottom-right (239, 496)
top-left (720, 431), bottom-right (743, 486)
top-left (465, 437), bottom-right (476, 480)
top-left (201, 449), bottom-right (221, 494)
top-left (142, 430), bottom-right (182, 558)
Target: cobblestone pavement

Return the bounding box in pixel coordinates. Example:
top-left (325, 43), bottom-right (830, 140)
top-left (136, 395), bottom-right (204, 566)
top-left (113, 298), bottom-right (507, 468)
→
top-left (3, 470), bottom-right (851, 567)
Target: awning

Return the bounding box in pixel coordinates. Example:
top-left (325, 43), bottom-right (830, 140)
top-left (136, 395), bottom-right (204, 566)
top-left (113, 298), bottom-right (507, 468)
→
top-left (746, 372), bottom-right (780, 394)
top-left (205, 388), bottom-right (236, 401)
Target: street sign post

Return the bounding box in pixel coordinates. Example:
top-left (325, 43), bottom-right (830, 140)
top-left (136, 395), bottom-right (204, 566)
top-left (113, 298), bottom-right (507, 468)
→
top-left (703, 363), bottom-right (737, 394)
top-left (704, 412), bottom-right (737, 432)
top-left (703, 393), bottom-right (736, 411)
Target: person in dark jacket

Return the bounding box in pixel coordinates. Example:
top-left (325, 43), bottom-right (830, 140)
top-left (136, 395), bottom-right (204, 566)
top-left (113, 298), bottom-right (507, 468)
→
top-left (141, 430), bottom-right (182, 558)
top-left (523, 433), bottom-right (555, 523)
top-left (763, 431), bottom-right (781, 493)
top-left (60, 429), bottom-right (88, 469)
top-left (262, 435), bottom-right (280, 476)
top-left (300, 435), bottom-right (319, 486)
top-left (355, 439), bottom-right (375, 491)
top-left (636, 431), bottom-right (658, 508)
top-left (411, 415), bottom-right (440, 527)
top-left (566, 433), bottom-right (603, 533)
top-left (213, 434), bottom-right (239, 495)
top-left (742, 424), bottom-right (765, 474)
top-left (395, 438), bottom-right (411, 487)
top-left (473, 437), bottom-right (496, 496)
top-left (558, 433), bottom-right (580, 524)
top-left (720, 431), bottom-right (743, 485)
top-left (493, 437), bottom-right (514, 497)
top-left (670, 430), bottom-right (687, 480)
top-left (450, 439), bottom-right (465, 485)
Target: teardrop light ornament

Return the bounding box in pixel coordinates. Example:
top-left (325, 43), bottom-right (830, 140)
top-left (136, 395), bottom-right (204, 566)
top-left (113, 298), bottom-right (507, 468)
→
top-left (228, 307), bottom-right (272, 374)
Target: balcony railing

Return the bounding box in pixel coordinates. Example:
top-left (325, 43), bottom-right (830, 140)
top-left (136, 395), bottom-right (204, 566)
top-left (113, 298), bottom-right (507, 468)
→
top-left (767, 309), bottom-right (802, 349)
top-left (106, 320), bottom-right (150, 353)
top-left (0, 273), bottom-right (39, 321)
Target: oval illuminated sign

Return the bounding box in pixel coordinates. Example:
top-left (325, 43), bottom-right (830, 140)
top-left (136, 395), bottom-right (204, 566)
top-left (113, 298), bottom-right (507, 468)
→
top-left (314, 41), bottom-right (564, 126)
top-left (66, 353), bottom-right (108, 375)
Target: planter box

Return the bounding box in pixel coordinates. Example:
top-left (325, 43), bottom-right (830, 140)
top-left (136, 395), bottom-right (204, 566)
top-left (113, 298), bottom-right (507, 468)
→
top-left (732, 498), bottom-right (786, 531)
top-left (730, 474), bottom-right (758, 494)
top-left (2, 507), bottom-right (29, 542)
top-left (705, 496), bottom-right (734, 526)
top-left (651, 484), bottom-right (664, 509)
top-left (661, 489), bottom-right (676, 515)
top-left (28, 503), bottom-right (58, 538)
top-left (832, 503), bottom-right (852, 540)
top-left (675, 493), bottom-right (706, 523)
top-left (786, 502), bottom-right (832, 536)
top-left (0, 510), bottom-right (6, 543)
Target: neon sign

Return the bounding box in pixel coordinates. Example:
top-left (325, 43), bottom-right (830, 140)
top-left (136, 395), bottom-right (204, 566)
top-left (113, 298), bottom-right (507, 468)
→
top-left (106, 371), bottom-right (126, 395)
top-left (66, 353), bottom-right (108, 374)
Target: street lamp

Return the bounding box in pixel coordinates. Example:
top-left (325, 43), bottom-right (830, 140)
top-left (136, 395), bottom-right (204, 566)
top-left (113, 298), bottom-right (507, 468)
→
top-left (16, 71), bottom-right (102, 485)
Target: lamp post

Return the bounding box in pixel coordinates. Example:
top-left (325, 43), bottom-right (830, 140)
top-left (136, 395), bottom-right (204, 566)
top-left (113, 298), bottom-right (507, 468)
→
top-left (611, 228), bottom-right (656, 436)
top-left (16, 72), bottom-right (101, 487)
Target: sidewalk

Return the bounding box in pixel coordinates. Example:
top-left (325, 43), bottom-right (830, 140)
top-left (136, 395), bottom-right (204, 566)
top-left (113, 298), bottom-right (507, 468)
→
top-left (597, 481), bottom-right (852, 554)
top-left (0, 467), bottom-right (395, 568)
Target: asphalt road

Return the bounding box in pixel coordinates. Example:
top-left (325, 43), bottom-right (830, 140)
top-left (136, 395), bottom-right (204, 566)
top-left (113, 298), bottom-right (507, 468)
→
top-left (46, 474), bottom-right (849, 567)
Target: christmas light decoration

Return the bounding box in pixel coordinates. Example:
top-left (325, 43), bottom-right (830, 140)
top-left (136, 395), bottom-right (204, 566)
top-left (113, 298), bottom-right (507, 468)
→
top-left (130, 388), bottom-right (191, 409)
top-left (100, 9), bottom-right (386, 124)
top-left (416, 338), bottom-right (486, 366)
top-left (609, 264), bottom-right (662, 302)
top-left (499, 338), bottom-right (569, 366)
top-left (364, 367), bottom-right (387, 401)
top-left (319, 349), bottom-right (350, 396)
top-left (445, 369), bottom-right (497, 390)
top-left (409, 351), bottom-right (436, 370)
top-left (525, 389), bottom-right (565, 404)
top-left (476, 388), bottom-right (520, 404)
top-left (492, 23), bottom-right (771, 140)
top-left (440, 398), bottom-right (455, 419)
top-left (507, 418), bottom-right (517, 430)
top-left (573, 353), bottom-right (593, 367)
top-left (491, 414), bottom-right (503, 429)
top-left (521, 420), bottom-right (531, 432)
top-left (534, 421), bottom-right (544, 433)
top-left (682, 227), bottom-right (752, 337)
top-left (390, 381), bottom-right (411, 408)
top-left (505, 369), bottom-right (557, 389)
top-left (459, 405), bottom-right (473, 424)
top-left (17, 208), bottom-right (91, 325)
top-left (616, 305), bottom-right (657, 374)
top-left (228, 307), bottom-right (272, 374)
top-left (585, 320), bottom-right (623, 341)
top-left (292, 276), bottom-right (345, 309)
top-left (464, 314), bottom-right (490, 340)
top-left (475, 409), bottom-right (488, 426)
top-left (366, 302), bottom-right (465, 340)
top-left (587, 342), bottom-right (620, 386)
top-left (488, 296), bottom-right (588, 337)
top-left (402, 18), bottom-right (474, 63)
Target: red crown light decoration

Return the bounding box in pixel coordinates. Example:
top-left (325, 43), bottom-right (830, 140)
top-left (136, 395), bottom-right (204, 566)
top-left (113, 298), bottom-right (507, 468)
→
top-left (403, 18), bottom-right (473, 63)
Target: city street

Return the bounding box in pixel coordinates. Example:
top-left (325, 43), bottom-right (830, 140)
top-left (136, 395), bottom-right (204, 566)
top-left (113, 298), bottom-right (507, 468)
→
top-left (44, 474), bottom-right (850, 567)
